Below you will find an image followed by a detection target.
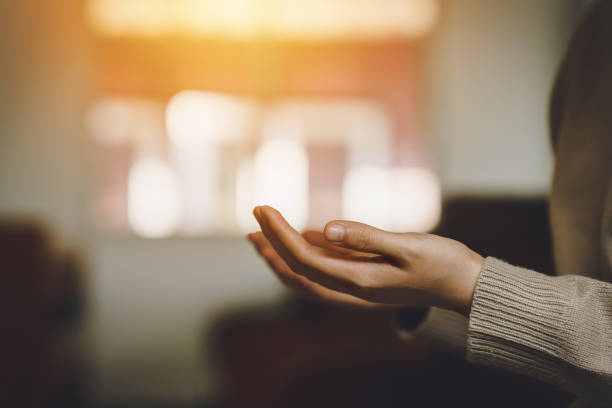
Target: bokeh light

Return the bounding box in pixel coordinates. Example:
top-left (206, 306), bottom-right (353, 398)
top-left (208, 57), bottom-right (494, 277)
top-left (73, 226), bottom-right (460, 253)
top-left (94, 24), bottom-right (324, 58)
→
top-left (388, 167), bottom-right (441, 232)
top-left (85, 98), bottom-right (133, 146)
top-left (342, 165), bottom-right (393, 229)
top-left (235, 159), bottom-right (258, 233)
top-left (171, 146), bottom-right (219, 235)
top-left (86, 98), bottom-right (165, 148)
top-left (342, 166), bottom-right (440, 232)
top-left (88, 0), bottom-right (439, 40)
top-left (273, 0), bottom-right (439, 40)
top-left (127, 157), bottom-right (183, 238)
top-left (166, 91), bottom-right (255, 150)
top-left (236, 138), bottom-right (309, 233)
top-left (254, 138), bottom-right (309, 231)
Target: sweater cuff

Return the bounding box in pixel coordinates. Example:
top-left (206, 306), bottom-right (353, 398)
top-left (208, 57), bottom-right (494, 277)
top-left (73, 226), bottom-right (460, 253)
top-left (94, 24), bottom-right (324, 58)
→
top-left (397, 307), bottom-right (468, 358)
top-left (467, 257), bottom-right (571, 386)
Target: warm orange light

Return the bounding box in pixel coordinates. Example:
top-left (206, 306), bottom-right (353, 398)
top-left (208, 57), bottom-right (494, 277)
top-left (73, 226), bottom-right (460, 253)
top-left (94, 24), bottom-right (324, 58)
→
top-left (87, 0), bottom-right (439, 40)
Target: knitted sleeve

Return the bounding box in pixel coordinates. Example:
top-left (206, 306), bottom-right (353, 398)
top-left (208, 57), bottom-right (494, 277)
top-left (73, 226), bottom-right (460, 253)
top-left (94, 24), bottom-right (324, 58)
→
top-left (468, 257), bottom-right (612, 401)
top-left (396, 306), bottom-right (468, 358)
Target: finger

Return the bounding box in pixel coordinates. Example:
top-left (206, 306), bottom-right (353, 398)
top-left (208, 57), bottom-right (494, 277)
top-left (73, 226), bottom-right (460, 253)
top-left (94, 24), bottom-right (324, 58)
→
top-left (248, 233), bottom-right (272, 266)
top-left (247, 232), bottom-right (266, 253)
top-left (251, 230), bottom-right (370, 271)
top-left (301, 230), bottom-right (373, 257)
top-left (253, 207), bottom-right (307, 274)
top-left (249, 230), bottom-right (387, 308)
top-left (249, 231), bottom-right (306, 285)
top-left (255, 206), bottom-right (386, 295)
top-left (247, 231), bottom-right (272, 252)
top-left (249, 232), bottom-right (293, 275)
top-left (323, 220), bottom-right (408, 259)
top-left (250, 231), bottom-right (342, 297)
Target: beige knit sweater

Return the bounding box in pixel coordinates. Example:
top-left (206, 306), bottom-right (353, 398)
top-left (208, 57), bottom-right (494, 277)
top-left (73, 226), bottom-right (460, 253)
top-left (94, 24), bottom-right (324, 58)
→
top-left (407, 2), bottom-right (612, 406)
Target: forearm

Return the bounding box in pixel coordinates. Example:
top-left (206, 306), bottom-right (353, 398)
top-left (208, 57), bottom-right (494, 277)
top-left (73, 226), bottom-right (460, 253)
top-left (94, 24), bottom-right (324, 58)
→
top-left (468, 257), bottom-right (612, 401)
top-left (397, 306), bottom-right (468, 358)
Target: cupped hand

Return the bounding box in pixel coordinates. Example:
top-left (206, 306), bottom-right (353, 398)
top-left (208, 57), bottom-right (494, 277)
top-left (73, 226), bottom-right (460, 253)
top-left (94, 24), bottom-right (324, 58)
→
top-left (248, 230), bottom-right (389, 309)
top-left (248, 205), bottom-right (484, 316)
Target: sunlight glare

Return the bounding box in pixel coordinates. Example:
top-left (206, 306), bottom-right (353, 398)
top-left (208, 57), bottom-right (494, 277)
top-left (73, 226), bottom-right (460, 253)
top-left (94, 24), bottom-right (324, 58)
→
top-left (245, 138), bottom-right (309, 232)
top-left (88, 0), bottom-right (439, 39)
top-left (342, 166), bottom-right (440, 232)
top-left (166, 91), bottom-right (255, 150)
top-left (128, 157), bottom-right (183, 238)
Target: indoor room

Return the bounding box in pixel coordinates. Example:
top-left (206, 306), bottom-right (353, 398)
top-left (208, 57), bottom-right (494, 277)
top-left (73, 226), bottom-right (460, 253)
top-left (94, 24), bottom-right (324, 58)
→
top-left (1, 0), bottom-right (608, 407)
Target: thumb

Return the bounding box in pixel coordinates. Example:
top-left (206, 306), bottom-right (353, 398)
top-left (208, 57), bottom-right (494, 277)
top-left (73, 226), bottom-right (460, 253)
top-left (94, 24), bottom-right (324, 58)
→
top-left (323, 220), bottom-right (404, 259)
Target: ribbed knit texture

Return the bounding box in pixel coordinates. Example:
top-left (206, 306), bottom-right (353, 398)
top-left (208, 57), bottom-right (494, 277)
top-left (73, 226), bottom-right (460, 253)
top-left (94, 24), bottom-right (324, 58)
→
top-left (468, 257), bottom-right (612, 402)
top-left (400, 307), bottom-right (467, 358)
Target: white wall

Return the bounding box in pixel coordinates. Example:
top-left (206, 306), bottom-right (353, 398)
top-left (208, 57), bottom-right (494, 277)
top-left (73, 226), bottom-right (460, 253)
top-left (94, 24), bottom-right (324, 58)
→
top-left (424, 0), bottom-right (575, 195)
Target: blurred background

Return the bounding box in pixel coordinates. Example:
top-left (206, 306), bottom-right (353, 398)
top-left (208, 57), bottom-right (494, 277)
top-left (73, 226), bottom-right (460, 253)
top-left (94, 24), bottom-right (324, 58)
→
top-left (0, 0), bottom-right (591, 407)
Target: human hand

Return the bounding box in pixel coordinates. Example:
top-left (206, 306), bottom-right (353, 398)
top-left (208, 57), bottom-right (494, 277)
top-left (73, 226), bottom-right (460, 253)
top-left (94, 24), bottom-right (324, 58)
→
top-left (248, 206), bottom-right (484, 316)
top-left (248, 229), bottom-right (390, 309)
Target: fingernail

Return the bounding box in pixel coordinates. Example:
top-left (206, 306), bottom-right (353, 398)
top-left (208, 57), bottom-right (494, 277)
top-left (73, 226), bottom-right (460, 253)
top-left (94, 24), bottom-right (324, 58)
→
top-left (253, 206), bottom-right (261, 221)
top-left (325, 224), bottom-right (345, 241)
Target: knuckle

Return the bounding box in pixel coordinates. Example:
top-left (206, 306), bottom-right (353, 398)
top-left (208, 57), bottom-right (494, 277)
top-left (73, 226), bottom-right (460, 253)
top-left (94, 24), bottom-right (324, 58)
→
top-left (352, 228), bottom-right (374, 250)
top-left (397, 233), bottom-right (425, 261)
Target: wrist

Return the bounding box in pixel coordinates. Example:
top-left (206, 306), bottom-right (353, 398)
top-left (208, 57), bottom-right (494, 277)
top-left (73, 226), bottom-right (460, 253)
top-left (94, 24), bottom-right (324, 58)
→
top-left (457, 250), bottom-right (484, 316)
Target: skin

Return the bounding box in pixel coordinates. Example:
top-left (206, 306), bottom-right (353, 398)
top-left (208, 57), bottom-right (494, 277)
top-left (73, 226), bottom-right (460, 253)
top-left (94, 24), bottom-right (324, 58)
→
top-left (247, 205), bottom-right (484, 316)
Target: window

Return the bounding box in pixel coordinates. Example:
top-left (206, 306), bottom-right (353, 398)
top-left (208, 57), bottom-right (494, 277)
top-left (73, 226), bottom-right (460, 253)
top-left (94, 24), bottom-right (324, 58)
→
top-left (87, 94), bottom-right (440, 237)
top-left (86, 0), bottom-right (440, 238)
